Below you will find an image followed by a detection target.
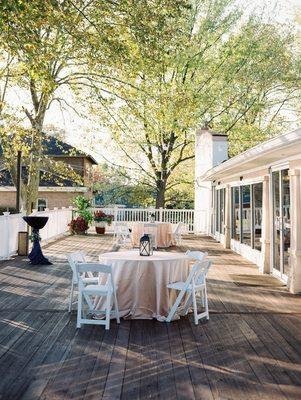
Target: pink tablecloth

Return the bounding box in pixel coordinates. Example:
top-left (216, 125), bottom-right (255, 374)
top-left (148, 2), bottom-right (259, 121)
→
top-left (97, 250), bottom-right (190, 320)
top-left (131, 222), bottom-right (175, 248)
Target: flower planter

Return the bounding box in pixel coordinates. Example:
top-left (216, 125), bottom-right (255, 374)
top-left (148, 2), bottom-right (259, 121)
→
top-left (93, 211), bottom-right (114, 235)
top-left (69, 216), bottom-right (89, 235)
top-left (95, 221), bottom-right (106, 234)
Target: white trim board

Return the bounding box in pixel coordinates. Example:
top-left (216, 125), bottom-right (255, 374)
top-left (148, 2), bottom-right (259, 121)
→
top-left (200, 128), bottom-right (301, 181)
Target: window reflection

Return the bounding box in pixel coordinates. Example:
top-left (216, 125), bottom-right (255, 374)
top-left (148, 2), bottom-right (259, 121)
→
top-left (215, 189), bottom-right (220, 233)
top-left (282, 170), bottom-right (290, 276)
top-left (231, 187), bottom-right (240, 241)
top-left (211, 186), bottom-right (216, 235)
top-left (231, 183), bottom-right (263, 251)
top-left (242, 186), bottom-right (251, 246)
top-left (220, 188), bottom-right (225, 234)
top-left (253, 183), bottom-right (263, 251)
top-left (273, 171), bottom-right (281, 272)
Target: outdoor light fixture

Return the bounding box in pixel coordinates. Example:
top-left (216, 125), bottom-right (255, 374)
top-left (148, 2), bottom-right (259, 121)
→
top-left (139, 234), bottom-right (153, 256)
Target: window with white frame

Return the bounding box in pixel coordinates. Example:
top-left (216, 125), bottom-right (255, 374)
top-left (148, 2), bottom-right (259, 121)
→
top-left (219, 188), bottom-right (226, 234)
top-left (213, 188), bottom-right (226, 235)
top-left (253, 183), bottom-right (263, 251)
top-left (37, 198), bottom-right (48, 211)
top-left (242, 185), bottom-right (251, 246)
top-left (231, 187), bottom-right (240, 241)
top-left (211, 186), bottom-right (216, 235)
top-left (231, 183), bottom-right (263, 251)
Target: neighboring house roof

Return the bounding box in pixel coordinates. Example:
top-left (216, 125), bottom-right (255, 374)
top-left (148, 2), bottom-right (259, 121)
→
top-left (199, 128), bottom-right (301, 181)
top-left (0, 134), bottom-right (97, 188)
top-left (0, 134), bottom-right (98, 165)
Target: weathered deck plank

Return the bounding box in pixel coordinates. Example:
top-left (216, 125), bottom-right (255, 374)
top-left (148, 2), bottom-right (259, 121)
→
top-left (0, 234), bottom-right (300, 399)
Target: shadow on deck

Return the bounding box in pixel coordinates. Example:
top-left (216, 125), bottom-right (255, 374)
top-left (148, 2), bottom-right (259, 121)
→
top-left (0, 234), bottom-right (300, 400)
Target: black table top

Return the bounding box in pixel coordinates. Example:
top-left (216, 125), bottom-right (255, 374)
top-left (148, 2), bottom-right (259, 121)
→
top-left (23, 216), bottom-right (49, 229)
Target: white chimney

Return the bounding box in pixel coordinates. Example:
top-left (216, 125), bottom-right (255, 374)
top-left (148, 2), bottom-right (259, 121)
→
top-left (194, 127), bottom-right (228, 234)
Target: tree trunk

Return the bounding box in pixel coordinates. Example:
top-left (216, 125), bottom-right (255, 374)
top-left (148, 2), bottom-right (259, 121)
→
top-left (155, 180), bottom-right (166, 208)
top-left (26, 125), bottom-right (44, 214)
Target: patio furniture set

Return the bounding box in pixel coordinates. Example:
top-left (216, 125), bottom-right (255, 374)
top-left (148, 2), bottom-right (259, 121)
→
top-left (67, 221), bottom-right (211, 330)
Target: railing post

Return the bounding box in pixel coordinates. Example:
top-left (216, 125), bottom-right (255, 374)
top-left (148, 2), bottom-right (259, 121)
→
top-left (3, 212), bottom-right (10, 258)
top-left (159, 207), bottom-right (163, 222)
top-left (114, 205), bottom-right (118, 223)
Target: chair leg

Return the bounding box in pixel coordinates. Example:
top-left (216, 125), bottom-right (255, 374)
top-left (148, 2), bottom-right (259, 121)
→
top-left (192, 290), bottom-right (198, 325)
top-left (204, 285), bottom-right (209, 320)
top-left (105, 293), bottom-right (111, 330)
top-left (84, 293), bottom-right (94, 312)
top-left (68, 280), bottom-right (74, 313)
top-left (166, 290), bottom-right (186, 322)
top-left (77, 291), bottom-right (82, 328)
top-left (201, 290), bottom-right (205, 307)
top-left (114, 291), bottom-right (120, 324)
top-left (182, 293), bottom-right (192, 315)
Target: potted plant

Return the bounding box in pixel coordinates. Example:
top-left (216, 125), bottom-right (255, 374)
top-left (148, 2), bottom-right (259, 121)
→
top-left (69, 216), bottom-right (89, 235)
top-left (93, 211), bottom-right (114, 234)
top-left (73, 195), bottom-right (93, 226)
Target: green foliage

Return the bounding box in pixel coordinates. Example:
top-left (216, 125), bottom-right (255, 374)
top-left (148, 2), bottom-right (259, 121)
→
top-left (74, 195), bottom-right (91, 211)
top-left (0, 0), bottom-right (300, 211)
top-left (73, 195), bottom-right (93, 224)
top-left (91, 0), bottom-right (298, 206)
top-left (0, 0), bottom-right (132, 212)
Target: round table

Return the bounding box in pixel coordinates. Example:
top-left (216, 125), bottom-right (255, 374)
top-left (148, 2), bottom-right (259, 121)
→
top-left (131, 222), bottom-right (175, 248)
top-left (96, 250), bottom-right (190, 320)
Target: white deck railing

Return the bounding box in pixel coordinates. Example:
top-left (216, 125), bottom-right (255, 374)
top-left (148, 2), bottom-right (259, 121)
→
top-left (0, 207), bottom-right (73, 260)
top-left (0, 206), bottom-right (208, 261)
top-left (89, 207), bottom-right (208, 234)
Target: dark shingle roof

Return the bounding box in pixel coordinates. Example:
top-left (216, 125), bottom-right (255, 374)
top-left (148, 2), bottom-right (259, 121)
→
top-left (0, 134), bottom-right (97, 164)
top-left (0, 134), bottom-right (97, 187)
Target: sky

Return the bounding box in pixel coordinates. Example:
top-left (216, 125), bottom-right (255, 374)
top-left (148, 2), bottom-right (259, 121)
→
top-left (6, 0), bottom-right (301, 163)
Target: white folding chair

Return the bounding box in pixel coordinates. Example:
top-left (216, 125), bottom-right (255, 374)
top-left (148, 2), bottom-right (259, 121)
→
top-left (67, 252), bottom-right (98, 312)
top-left (143, 223), bottom-right (158, 249)
top-left (113, 222), bottom-right (131, 245)
top-left (172, 222), bottom-right (184, 246)
top-left (185, 250), bottom-right (208, 262)
top-left (182, 252), bottom-right (210, 315)
top-left (166, 259), bottom-right (211, 325)
top-left (76, 263), bottom-right (120, 330)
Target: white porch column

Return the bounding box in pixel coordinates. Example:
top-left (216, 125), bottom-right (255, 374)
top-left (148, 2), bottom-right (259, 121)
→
top-left (224, 184), bottom-right (231, 249)
top-left (194, 127), bottom-right (228, 234)
top-left (261, 175), bottom-right (270, 274)
top-left (288, 169), bottom-right (301, 294)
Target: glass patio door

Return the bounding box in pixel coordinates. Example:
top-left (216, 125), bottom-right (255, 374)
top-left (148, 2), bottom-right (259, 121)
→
top-left (271, 169), bottom-right (291, 280)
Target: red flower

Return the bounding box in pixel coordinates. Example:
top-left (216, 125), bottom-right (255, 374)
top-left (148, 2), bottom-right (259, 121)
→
top-left (69, 216), bottom-right (89, 234)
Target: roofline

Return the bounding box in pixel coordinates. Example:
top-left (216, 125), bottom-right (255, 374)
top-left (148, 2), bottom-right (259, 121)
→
top-left (200, 127), bottom-right (301, 181)
top-left (51, 154), bottom-right (98, 165)
top-left (0, 186), bottom-right (89, 192)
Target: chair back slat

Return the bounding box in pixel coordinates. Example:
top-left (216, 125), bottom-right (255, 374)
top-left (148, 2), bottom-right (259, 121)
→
top-left (67, 252), bottom-right (85, 283)
top-left (194, 260), bottom-right (211, 284)
top-left (114, 222), bottom-right (129, 233)
top-left (183, 259), bottom-right (211, 290)
top-left (173, 222), bottom-right (184, 234)
top-left (77, 263), bottom-right (112, 274)
top-left (185, 250), bottom-right (208, 261)
top-left (76, 263), bottom-right (115, 292)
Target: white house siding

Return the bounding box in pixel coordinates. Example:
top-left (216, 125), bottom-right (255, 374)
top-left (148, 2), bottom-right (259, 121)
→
top-left (195, 128), bottom-right (301, 294)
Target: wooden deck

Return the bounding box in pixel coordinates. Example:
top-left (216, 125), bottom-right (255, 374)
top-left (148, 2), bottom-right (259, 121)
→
top-left (0, 234), bottom-right (301, 400)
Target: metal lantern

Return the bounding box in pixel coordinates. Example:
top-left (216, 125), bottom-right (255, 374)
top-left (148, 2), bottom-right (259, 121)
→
top-left (139, 234), bottom-right (153, 256)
